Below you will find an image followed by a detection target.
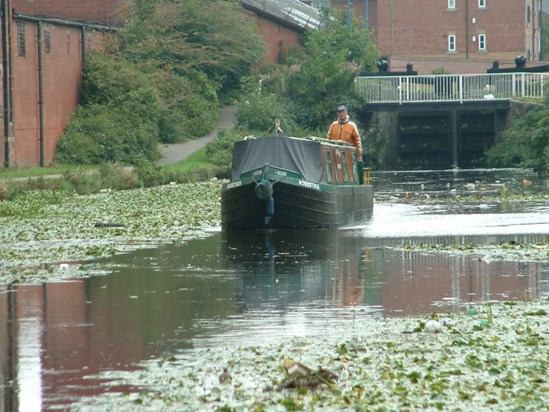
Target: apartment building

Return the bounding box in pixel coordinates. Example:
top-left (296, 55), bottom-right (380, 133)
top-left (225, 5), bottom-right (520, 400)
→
top-left (307, 0), bottom-right (544, 74)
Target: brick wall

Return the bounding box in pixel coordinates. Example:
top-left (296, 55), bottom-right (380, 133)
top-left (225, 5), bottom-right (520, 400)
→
top-left (244, 11), bottom-right (303, 63)
top-left (13, 0), bottom-right (125, 26)
top-left (327, 0), bottom-right (541, 74)
top-left (10, 18), bottom-right (112, 167)
top-left (376, 1), bottom-right (529, 60)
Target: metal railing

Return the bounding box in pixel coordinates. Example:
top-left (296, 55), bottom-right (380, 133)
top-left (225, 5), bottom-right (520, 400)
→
top-left (355, 72), bottom-right (549, 104)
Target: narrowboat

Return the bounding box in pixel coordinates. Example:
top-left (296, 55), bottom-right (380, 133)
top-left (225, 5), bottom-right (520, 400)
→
top-left (221, 135), bottom-right (374, 230)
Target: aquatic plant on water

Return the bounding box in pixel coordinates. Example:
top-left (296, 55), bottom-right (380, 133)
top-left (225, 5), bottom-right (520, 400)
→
top-left (73, 300), bottom-right (548, 411)
top-left (0, 181), bottom-right (221, 284)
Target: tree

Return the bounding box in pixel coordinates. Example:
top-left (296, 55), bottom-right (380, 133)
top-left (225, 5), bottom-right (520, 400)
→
top-left (485, 102), bottom-right (549, 173)
top-left (265, 11), bottom-right (379, 130)
top-left (57, 0), bottom-right (267, 165)
top-left (117, 0), bottom-right (266, 97)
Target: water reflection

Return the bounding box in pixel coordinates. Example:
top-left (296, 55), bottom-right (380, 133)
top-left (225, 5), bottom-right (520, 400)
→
top-left (0, 168), bottom-right (547, 410)
top-left (373, 167), bottom-right (545, 198)
top-left (2, 229), bottom-right (547, 410)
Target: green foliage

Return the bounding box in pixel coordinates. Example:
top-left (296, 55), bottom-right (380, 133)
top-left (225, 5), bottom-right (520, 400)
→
top-left (205, 129), bottom-right (243, 179)
top-left (56, 53), bottom-right (162, 165)
top-left (485, 105), bottom-right (549, 173)
top-left (134, 160), bottom-right (172, 187)
top-left (541, 18), bottom-right (549, 60)
top-left (55, 104), bottom-right (159, 165)
top-left (83, 51), bottom-right (218, 143)
top-left (260, 12), bottom-right (378, 131)
top-left (151, 70), bottom-right (218, 142)
top-left (432, 66), bottom-right (450, 75)
top-left (80, 53), bottom-right (160, 114)
top-left (0, 160), bottom-right (217, 202)
top-left (0, 189), bottom-right (65, 217)
top-left (57, 0), bottom-right (266, 166)
top-left (55, 1), bottom-right (382, 172)
top-left (236, 91), bottom-right (297, 136)
top-left (118, 0), bottom-right (265, 97)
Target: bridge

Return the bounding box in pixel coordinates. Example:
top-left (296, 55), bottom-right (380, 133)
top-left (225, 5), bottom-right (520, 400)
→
top-left (356, 72), bottom-right (548, 104)
top-left (354, 73), bottom-right (547, 170)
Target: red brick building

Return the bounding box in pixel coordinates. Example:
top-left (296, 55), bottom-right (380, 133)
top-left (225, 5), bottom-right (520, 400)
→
top-left (1, 0), bottom-right (122, 168)
top-left (242, 0), bottom-right (322, 63)
top-left (323, 0), bottom-right (544, 74)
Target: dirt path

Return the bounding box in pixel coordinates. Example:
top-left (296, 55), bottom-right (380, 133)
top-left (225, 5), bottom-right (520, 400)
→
top-left (157, 105), bottom-right (237, 165)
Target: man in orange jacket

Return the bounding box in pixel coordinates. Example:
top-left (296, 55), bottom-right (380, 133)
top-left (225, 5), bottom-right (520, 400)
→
top-left (327, 105), bottom-right (362, 160)
top-left (327, 105), bottom-right (364, 184)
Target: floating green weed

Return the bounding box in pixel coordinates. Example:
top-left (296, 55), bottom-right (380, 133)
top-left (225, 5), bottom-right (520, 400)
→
top-left (69, 300), bottom-right (548, 411)
top-left (0, 181), bottom-right (222, 284)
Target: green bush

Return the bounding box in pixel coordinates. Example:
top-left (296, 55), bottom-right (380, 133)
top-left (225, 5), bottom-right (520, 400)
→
top-left (235, 92), bottom-right (297, 136)
top-left (485, 106), bottom-right (549, 173)
top-left (55, 105), bottom-right (159, 166)
top-left (151, 70), bottom-right (218, 142)
top-left (134, 161), bottom-right (170, 187)
top-left (57, 51), bottom-right (221, 165)
top-left (205, 129), bottom-right (243, 179)
top-left (97, 163), bottom-right (139, 190)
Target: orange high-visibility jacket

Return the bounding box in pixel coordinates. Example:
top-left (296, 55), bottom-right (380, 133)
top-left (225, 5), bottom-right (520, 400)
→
top-left (327, 117), bottom-right (362, 159)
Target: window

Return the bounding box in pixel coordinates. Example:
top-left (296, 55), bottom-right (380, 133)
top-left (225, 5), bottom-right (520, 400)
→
top-left (478, 0), bottom-right (486, 9)
top-left (17, 22), bottom-right (26, 57)
top-left (448, 34), bottom-right (456, 52)
top-left (478, 34), bottom-right (486, 51)
top-left (44, 28), bottom-right (51, 54)
top-left (448, 0), bottom-right (456, 10)
top-left (324, 150), bottom-right (333, 182)
top-left (340, 151), bottom-right (349, 181)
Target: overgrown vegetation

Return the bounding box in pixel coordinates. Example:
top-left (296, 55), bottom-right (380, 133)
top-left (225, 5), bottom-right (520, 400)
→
top-left (74, 300), bottom-right (548, 411)
top-left (256, 10), bottom-right (378, 133)
top-left (0, 163), bottom-right (214, 202)
top-left (52, 4), bottom-right (381, 172)
top-left (203, 11), bottom-right (380, 175)
top-left (485, 98), bottom-right (549, 173)
top-left (55, 0), bottom-right (264, 166)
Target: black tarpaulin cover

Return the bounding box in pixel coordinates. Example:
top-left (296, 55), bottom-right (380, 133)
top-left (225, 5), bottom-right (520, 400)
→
top-left (230, 136), bottom-right (326, 183)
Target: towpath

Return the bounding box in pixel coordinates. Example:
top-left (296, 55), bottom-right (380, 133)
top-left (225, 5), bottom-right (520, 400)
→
top-left (157, 105), bottom-right (237, 164)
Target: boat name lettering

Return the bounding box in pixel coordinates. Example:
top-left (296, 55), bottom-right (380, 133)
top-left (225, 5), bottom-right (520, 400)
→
top-left (275, 170), bottom-right (287, 177)
top-left (299, 180), bottom-right (320, 190)
top-left (227, 181), bottom-right (242, 189)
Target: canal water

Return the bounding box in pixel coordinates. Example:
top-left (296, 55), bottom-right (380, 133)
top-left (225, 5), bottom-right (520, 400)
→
top-left (0, 169), bottom-right (548, 411)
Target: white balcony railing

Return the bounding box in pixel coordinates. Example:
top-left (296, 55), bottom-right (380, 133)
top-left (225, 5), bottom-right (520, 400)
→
top-left (355, 72), bottom-right (549, 104)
